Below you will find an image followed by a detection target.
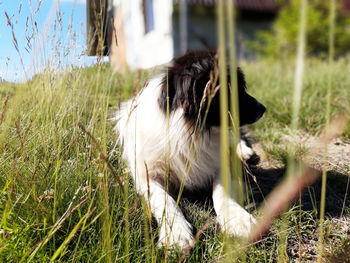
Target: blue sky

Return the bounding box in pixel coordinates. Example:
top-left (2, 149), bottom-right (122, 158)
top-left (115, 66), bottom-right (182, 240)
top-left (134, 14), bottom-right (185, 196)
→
top-left (0, 0), bottom-right (97, 82)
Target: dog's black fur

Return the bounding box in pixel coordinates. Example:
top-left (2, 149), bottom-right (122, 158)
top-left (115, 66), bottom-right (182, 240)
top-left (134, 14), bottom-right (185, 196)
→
top-left (159, 51), bottom-right (266, 129)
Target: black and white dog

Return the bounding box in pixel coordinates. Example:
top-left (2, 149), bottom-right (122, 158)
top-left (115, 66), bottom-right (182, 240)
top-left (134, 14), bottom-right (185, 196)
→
top-left (115, 51), bottom-right (266, 248)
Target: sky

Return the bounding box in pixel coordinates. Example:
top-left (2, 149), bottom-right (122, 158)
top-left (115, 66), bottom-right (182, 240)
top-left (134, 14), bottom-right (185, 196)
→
top-left (0, 0), bottom-right (98, 82)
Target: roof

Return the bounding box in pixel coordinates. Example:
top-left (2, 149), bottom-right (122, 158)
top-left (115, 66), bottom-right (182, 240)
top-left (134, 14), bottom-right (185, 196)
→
top-left (343, 0), bottom-right (350, 13)
top-left (175, 0), bottom-right (281, 12)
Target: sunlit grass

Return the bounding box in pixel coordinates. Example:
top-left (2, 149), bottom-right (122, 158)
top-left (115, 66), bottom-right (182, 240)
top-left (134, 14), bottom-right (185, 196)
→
top-left (0, 57), bottom-right (348, 262)
top-left (1, 0), bottom-right (350, 262)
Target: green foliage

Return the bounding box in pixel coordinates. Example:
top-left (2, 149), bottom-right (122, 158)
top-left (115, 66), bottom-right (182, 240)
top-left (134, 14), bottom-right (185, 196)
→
top-left (250, 0), bottom-right (350, 58)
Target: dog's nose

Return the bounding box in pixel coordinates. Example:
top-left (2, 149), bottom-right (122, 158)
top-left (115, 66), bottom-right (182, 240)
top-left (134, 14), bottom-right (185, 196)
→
top-left (259, 103), bottom-right (266, 115)
top-left (255, 103), bottom-right (266, 122)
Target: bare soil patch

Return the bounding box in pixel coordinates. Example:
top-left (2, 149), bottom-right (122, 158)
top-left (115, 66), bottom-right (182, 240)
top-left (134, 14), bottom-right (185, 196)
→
top-left (283, 132), bottom-right (350, 174)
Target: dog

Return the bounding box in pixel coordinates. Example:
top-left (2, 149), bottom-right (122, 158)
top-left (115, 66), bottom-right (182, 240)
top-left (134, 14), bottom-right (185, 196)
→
top-left (115, 51), bottom-right (266, 249)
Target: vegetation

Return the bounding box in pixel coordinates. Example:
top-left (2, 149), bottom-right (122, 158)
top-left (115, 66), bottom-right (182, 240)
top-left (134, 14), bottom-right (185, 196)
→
top-left (250, 0), bottom-right (350, 58)
top-left (1, 0), bottom-right (349, 261)
top-left (0, 58), bottom-right (349, 262)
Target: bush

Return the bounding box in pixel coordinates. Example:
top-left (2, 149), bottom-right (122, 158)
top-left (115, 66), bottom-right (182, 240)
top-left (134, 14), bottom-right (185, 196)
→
top-left (250, 0), bottom-right (350, 58)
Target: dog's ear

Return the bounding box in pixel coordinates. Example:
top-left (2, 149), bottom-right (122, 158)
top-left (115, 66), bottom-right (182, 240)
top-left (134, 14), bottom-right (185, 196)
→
top-left (179, 74), bottom-right (198, 117)
top-left (159, 74), bottom-right (176, 112)
top-left (159, 71), bottom-right (198, 116)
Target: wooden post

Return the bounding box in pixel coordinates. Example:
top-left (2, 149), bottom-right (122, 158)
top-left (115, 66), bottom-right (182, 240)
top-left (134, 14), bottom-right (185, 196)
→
top-left (109, 5), bottom-right (128, 72)
top-left (87, 0), bottom-right (108, 56)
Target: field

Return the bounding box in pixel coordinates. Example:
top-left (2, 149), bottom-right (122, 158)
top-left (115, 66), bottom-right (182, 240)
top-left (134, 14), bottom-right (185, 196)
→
top-left (0, 59), bottom-right (349, 262)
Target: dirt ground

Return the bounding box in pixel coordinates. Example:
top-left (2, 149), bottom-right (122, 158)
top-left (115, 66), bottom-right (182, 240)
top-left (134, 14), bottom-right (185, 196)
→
top-left (284, 133), bottom-right (349, 174)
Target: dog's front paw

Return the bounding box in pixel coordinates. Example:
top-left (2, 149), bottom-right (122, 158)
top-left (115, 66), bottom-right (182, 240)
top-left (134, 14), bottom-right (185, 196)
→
top-left (157, 220), bottom-right (194, 250)
top-left (236, 140), bottom-right (260, 165)
top-left (219, 208), bottom-right (256, 239)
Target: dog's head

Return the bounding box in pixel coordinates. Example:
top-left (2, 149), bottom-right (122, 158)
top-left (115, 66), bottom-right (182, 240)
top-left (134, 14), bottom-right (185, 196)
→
top-left (159, 51), bottom-right (266, 129)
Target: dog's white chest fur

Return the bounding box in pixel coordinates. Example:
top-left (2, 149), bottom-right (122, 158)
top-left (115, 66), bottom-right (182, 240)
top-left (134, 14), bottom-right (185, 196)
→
top-left (116, 76), bottom-right (220, 191)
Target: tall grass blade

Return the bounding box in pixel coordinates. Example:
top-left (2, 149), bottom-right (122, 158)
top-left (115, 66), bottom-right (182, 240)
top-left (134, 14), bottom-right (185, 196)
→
top-left (318, 0), bottom-right (336, 261)
top-left (217, 0), bottom-right (246, 261)
top-left (216, 0), bottom-right (233, 261)
top-left (281, 0), bottom-right (308, 261)
top-left (50, 207), bottom-right (96, 261)
top-left (291, 0), bottom-right (307, 132)
top-left (217, 0), bottom-right (230, 197)
top-left (226, 0), bottom-right (246, 261)
top-left (227, 0), bottom-right (243, 206)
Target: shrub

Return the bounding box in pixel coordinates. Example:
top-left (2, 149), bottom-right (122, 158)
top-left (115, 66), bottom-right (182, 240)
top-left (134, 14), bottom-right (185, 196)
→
top-left (250, 0), bottom-right (350, 58)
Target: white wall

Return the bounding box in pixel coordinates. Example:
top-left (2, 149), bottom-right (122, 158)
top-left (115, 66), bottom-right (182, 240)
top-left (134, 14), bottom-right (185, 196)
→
top-left (114, 0), bottom-right (174, 70)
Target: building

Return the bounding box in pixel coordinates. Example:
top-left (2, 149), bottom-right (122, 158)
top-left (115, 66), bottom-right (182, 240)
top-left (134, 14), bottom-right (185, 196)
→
top-left (87, 0), bottom-right (282, 71)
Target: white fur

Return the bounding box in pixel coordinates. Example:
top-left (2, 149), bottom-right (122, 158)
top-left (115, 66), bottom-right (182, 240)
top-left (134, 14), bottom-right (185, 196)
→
top-left (236, 139), bottom-right (255, 162)
top-left (115, 75), bottom-right (255, 249)
top-left (213, 181), bottom-right (256, 237)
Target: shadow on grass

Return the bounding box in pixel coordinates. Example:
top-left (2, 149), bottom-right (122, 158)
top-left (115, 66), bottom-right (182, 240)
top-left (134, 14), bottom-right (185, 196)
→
top-left (245, 165), bottom-right (350, 217)
top-left (179, 165), bottom-right (350, 218)
top-left (169, 166), bottom-right (350, 261)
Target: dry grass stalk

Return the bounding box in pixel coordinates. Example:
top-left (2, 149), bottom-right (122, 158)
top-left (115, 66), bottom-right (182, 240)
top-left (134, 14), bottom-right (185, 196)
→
top-left (178, 219), bottom-right (213, 263)
top-left (0, 96), bottom-right (9, 126)
top-left (21, 194), bottom-right (90, 262)
top-left (77, 122), bottom-right (124, 190)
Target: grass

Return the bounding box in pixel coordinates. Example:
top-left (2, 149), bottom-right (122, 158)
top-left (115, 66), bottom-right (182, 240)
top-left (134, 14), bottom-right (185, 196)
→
top-left (0, 58), bottom-right (349, 262)
top-left (243, 58), bottom-right (350, 161)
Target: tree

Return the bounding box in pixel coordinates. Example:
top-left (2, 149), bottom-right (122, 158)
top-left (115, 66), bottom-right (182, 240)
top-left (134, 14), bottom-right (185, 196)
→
top-left (250, 0), bottom-right (350, 58)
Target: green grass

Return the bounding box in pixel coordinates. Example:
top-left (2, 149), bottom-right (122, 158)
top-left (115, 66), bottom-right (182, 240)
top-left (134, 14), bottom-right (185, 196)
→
top-left (0, 59), bottom-right (349, 262)
top-left (243, 58), bottom-right (350, 164)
